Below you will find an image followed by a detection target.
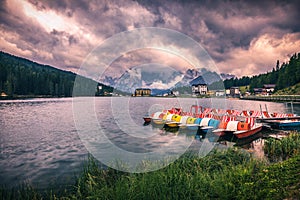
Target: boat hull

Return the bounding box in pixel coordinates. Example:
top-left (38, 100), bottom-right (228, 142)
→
top-left (200, 126), bottom-right (214, 134)
top-left (164, 122), bottom-right (180, 128)
top-left (143, 117), bottom-right (152, 123)
top-left (233, 125), bottom-right (263, 139)
top-left (270, 120), bottom-right (300, 130)
top-left (186, 124), bottom-right (199, 131)
top-left (151, 119), bottom-right (165, 125)
top-left (212, 129), bottom-right (234, 137)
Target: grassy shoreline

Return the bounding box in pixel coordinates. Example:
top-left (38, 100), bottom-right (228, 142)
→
top-left (1, 134), bottom-right (300, 199)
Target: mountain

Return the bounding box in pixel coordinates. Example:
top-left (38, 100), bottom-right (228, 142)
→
top-left (173, 69), bottom-right (200, 88)
top-left (151, 88), bottom-right (172, 96)
top-left (100, 66), bottom-right (225, 93)
top-left (189, 76), bottom-right (206, 86)
top-left (0, 51), bottom-right (113, 98)
top-left (173, 68), bottom-right (223, 88)
top-left (101, 64), bottom-right (183, 93)
top-left (220, 73), bottom-right (236, 80)
top-left (101, 75), bottom-right (119, 87)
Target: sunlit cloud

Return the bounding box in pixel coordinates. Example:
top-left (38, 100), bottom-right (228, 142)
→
top-left (217, 32), bottom-right (300, 77)
top-left (22, 1), bottom-right (68, 33)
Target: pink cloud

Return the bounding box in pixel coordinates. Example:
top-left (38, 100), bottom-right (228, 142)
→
top-left (216, 32), bottom-right (300, 77)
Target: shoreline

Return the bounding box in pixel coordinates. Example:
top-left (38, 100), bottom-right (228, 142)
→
top-left (240, 95), bottom-right (300, 103)
top-left (1, 95), bottom-right (300, 104)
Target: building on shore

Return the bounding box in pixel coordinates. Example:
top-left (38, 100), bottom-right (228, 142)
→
top-left (190, 76), bottom-right (207, 96)
top-left (133, 88), bottom-right (151, 96)
top-left (254, 84), bottom-right (276, 96)
top-left (0, 92), bottom-right (8, 97)
top-left (228, 87), bottom-right (240, 98)
top-left (215, 90), bottom-right (225, 97)
top-left (263, 84), bottom-right (276, 95)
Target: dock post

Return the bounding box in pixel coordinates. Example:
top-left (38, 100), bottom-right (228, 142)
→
top-left (259, 104), bottom-right (263, 118)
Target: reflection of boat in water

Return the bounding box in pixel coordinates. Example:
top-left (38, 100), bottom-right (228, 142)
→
top-left (164, 125), bottom-right (179, 133)
top-left (234, 132), bottom-right (263, 146)
top-left (143, 121), bottom-right (151, 126)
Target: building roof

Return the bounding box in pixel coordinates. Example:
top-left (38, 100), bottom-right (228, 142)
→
top-left (190, 76), bottom-right (206, 86)
top-left (263, 84), bottom-right (276, 88)
top-left (254, 88), bottom-right (263, 92)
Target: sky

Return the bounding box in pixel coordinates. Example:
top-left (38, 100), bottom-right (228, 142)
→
top-left (1, 0), bottom-right (300, 79)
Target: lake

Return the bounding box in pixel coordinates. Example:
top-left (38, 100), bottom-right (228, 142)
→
top-left (0, 97), bottom-right (299, 189)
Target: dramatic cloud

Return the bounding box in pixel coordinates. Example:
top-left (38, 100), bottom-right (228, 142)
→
top-left (0, 0), bottom-right (299, 77)
top-left (218, 32), bottom-right (300, 76)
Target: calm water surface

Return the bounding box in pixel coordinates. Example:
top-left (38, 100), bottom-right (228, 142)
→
top-left (0, 97), bottom-right (299, 189)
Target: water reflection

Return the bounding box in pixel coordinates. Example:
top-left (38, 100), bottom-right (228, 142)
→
top-left (0, 97), bottom-right (299, 188)
top-left (145, 113), bottom-right (298, 161)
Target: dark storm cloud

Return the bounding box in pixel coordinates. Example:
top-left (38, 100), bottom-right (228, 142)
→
top-left (0, 0), bottom-right (299, 77)
top-left (158, 1), bottom-right (299, 53)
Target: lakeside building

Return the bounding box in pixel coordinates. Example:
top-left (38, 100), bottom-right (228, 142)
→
top-left (254, 84), bottom-right (276, 96)
top-left (263, 84), bottom-right (276, 95)
top-left (207, 90), bottom-right (215, 96)
top-left (254, 88), bottom-right (263, 95)
top-left (0, 92), bottom-right (8, 97)
top-left (226, 87), bottom-right (240, 98)
top-left (134, 88), bottom-right (151, 96)
top-left (215, 90), bottom-right (225, 97)
top-left (190, 76), bottom-right (207, 96)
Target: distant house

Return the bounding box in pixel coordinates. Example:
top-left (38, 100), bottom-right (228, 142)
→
top-left (225, 89), bottom-right (230, 96)
top-left (190, 76), bottom-right (207, 96)
top-left (172, 91), bottom-right (180, 96)
top-left (263, 84), bottom-right (276, 95)
top-left (134, 88), bottom-right (151, 96)
top-left (207, 90), bottom-right (215, 96)
top-left (0, 92), bottom-right (8, 97)
top-left (254, 88), bottom-right (263, 95)
top-left (229, 87), bottom-right (240, 98)
top-left (254, 84), bottom-right (276, 96)
top-left (215, 90), bottom-right (225, 97)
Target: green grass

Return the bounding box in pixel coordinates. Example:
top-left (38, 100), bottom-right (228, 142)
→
top-left (70, 148), bottom-right (255, 200)
top-left (275, 82), bottom-right (300, 95)
top-left (264, 132), bottom-right (300, 162)
top-left (0, 183), bottom-right (42, 200)
top-left (1, 134), bottom-right (300, 200)
top-left (239, 85), bottom-right (250, 95)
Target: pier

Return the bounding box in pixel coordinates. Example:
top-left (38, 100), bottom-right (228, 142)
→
top-left (240, 95), bottom-right (300, 103)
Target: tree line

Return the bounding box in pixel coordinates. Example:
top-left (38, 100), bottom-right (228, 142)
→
top-left (222, 52), bottom-right (300, 92)
top-left (0, 51), bottom-right (113, 97)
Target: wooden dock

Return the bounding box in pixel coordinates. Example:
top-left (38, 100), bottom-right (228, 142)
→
top-left (240, 95), bottom-right (300, 103)
top-left (256, 116), bottom-right (300, 123)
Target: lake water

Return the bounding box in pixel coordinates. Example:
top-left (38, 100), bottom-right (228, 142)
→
top-left (0, 97), bottom-right (299, 189)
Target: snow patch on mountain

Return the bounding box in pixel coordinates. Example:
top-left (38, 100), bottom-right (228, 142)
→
top-left (99, 66), bottom-right (234, 93)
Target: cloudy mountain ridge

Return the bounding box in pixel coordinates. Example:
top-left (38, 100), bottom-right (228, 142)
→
top-left (100, 66), bottom-right (231, 93)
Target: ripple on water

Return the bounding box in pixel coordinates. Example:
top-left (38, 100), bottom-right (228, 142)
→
top-left (0, 97), bottom-right (299, 188)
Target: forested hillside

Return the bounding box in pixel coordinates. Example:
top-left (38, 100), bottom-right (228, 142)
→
top-left (223, 52), bottom-right (300, 91)
top-left (0, 51), bottom-right (113, 97)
